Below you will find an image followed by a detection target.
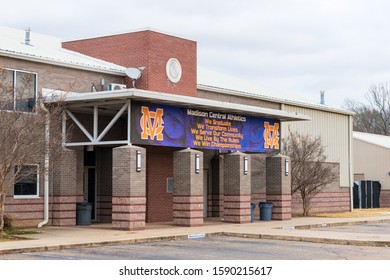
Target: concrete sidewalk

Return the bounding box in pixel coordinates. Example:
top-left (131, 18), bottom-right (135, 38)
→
top-left (1, 215), bottom-right (390, 255)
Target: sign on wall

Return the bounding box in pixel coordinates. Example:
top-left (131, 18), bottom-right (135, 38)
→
top-left (131, 102), bottom-right (280, 153)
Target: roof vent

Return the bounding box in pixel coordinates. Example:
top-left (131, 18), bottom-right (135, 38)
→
top-left (320, 91), bottom-right (325, 105)
top-left (25, 27), bottom-right (31, 45)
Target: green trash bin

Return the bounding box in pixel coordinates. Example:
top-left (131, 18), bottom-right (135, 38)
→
top-left (259, 202), bottom-right (273, 221)
top-left (76, 202), bottom-right (92, 225)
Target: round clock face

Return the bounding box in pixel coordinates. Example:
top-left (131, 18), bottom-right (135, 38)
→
top-left (166, 58), bottom-right (182, 83)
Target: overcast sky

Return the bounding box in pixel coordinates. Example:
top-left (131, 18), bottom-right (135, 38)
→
top-left (2, 0), bottom-right (390, 107)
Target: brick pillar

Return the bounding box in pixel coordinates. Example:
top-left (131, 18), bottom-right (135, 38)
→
top-left (173, 149), bottom-right (203, 227)
top-left (112, 145), bottom-right (146, 230)
top-left (223, 152), bottom-right (251, 224)
top-left (52, 148), bottom-right (82, 226)
top-left (266, 154), bottom-right (291, 220)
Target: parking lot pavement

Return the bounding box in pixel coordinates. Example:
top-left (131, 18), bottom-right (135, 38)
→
top-left (1, 215), bottom-right (390, 255)
top-left (1, 236), bottom-right (390, 260)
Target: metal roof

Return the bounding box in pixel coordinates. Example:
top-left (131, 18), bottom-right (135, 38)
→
top-left (0, 26), bottom-right (126, 75)
top-left (1, 26), bottom-right (352, 116)
top-left (353, 132), bottom-right (390, 150)
top-left (57, 88), bottom-right (310, 122)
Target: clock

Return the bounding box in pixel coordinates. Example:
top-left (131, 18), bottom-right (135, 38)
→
top-left (166, 58), bottom-right (182, 83)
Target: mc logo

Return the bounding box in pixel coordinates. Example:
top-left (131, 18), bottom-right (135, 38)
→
top-left (140, 106), bottom-right (164, 141)
top-left (263, 122), bottom-right (280, 149)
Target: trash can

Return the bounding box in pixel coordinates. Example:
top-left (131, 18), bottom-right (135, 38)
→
top-left (259, 202), bottom-right (273, 221)
top-left (250, 203), bottom-right (256, 223)
top-left (76, 202), bottom-right (92, 225)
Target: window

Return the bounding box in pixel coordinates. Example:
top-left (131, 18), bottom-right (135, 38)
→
top-left (14, 165), bottom-right (39, 198)
top-left (166, 177), bottom-right (174, 193)
top-left (0, 68), bottom-right (37, 112)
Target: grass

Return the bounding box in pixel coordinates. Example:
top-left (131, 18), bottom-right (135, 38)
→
top-left (0, 227), bottom-right (40, 242)
top-left (311, 208), bottom-right (390, 218)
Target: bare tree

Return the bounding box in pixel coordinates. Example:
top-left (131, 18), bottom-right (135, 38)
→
top-left (282, 130), bottom-right (337, 216)
top-left (0, 68), bottom-right (64, 231)
top-left (344, 82), bottom-right (390, 135)
top-left (366, 83), bottom-right (390, 135)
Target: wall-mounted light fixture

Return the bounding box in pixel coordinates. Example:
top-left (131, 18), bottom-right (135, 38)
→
top-left (136, 150), bottom-right (142, 172)
top-left (195, 154), bottom-right (200, 174)
top-left (244, 156), bottom-right (248, 175)
top-left (285, 159), bottom-right (289, 176)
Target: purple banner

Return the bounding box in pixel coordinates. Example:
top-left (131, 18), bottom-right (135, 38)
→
top-left (131, 102), bottom-right (280, 153)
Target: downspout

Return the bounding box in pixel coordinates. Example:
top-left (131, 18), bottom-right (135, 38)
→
top-left (38, 103), bottom-right (50, 228)
top-left (348, 114), bottom-right (354, 212)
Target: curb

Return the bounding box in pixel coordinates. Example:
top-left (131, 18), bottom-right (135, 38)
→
top-left (291, 218), bottom-right (390, 230)
top-left (1, 219), bottom-right (390, 255)
top-left (221, 232), bottom-right (390, 247)
top-left (0, 232), bottom-right (222, 255)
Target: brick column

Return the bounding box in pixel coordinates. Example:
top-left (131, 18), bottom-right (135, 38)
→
top-left (52, 148), bottom-right (83, 226)
top-left (173, 149), bottom-right (203, 227)
top-left (266, 154), bottom-right (291, 220)
top-left (223, 152), bottom-right (251, 224)
top-left (112, 145), bottom-right (146, 230)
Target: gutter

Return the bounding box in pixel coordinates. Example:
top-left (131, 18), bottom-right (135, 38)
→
top-left (348, 115), bottom-right (354, 212)
top-left (0, 50), bottom-right (126, 76)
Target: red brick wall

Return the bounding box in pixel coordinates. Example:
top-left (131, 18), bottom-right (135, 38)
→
top-left (380, 190), bottom-right (390, 207)
top-left (4, 196), bottom-right (44, 228)
top-left (145, 146), bottom-right (179, 222)
top-left (292, 191), bottom-right (350, 215)
top-left (62, 30), bottom-right (197, 96)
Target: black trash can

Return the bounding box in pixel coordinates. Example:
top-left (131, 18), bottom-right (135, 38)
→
top-left (259, 202), bottom-right (273, 221)
top-left (76, 202), bottom-right (92, 225)
top-left (250, 203), bottom-right (256, 223)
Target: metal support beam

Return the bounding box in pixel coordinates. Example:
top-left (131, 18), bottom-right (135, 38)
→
top-left (97, 102), bottom-right (128, 141)
top-left (66, 109), bottom-right (94, 142)
top-left (93, 105), bottom-right (98, 140)
top-left (127, 99), bottom-right (131, 145)
top-left (63, 99), bottom-right (132, 147)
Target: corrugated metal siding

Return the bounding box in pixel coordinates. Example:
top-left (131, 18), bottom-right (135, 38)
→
top-left (353, 139), bottom-right (390, 190)
top-left (281, 104), bottom-right (351, 187)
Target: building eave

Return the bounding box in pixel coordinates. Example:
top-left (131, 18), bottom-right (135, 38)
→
top-left (197, 84), bottom-right (354, 116)
top-left (52, 88), bottom-right (310, 122)
top-left (0, 50), bottom-right (126, 76)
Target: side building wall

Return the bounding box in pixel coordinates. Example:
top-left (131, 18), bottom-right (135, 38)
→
top-left (353, 139), bottom-right (390, 207)
top-left (1, 55), bottom-right (122, 227)
top-left (281, 104), bottom-right (352, 214)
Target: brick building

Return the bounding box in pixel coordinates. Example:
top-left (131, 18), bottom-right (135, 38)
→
top-left (0, 26), bottom-right (354, 229)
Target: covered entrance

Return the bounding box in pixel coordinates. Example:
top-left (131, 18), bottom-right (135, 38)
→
top-left (58, 88), bottom-right (309, 230)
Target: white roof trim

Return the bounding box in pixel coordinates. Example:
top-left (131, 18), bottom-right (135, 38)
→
top-left (353, 132), bottom-right (390, 150)
top-left (0, 50), bottom-right (126, 75)
top-left (56, 88), bottom-right (310, 122)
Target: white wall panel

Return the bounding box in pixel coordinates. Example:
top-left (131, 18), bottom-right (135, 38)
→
top-left (281, 104), bottom-right (352, 187)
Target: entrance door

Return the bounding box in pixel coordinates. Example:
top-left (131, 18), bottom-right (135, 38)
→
top-left (84, 167), bottom-right (97, 220)
top-left (203, 169), bottom-right (208, 217)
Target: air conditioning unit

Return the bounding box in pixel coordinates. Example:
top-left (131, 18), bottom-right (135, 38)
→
top-left (108, 83), bottom-right (126, 91)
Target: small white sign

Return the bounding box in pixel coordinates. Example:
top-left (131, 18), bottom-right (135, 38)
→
top-left (282, 226), bottom-right (295, 230)
top-left (188, 233), bottom-right (206, 239)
